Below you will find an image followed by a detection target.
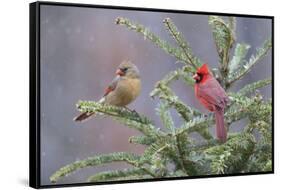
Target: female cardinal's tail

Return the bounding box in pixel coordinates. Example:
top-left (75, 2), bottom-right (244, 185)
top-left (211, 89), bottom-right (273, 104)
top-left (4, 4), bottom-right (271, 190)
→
top-left (73, 112), bottom-right (95, 122)
top-left (214, 108), bottom-right (227, 142)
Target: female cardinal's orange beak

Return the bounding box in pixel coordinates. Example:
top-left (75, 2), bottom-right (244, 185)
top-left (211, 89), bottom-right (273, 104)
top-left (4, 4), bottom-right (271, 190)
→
top-left (116, 69), bottom-right (125, 76)
top-left (193, 73), bottom-right (200, 81)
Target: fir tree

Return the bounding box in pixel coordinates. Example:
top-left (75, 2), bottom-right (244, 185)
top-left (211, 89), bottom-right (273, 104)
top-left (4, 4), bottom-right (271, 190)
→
top-left (50, 16), bottom-right (272, 183)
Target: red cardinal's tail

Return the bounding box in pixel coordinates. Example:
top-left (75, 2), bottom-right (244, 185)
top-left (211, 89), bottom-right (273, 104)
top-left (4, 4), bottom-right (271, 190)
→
top-left (214, 108), bottom-right (227, 142)
top-left (73, 112), bottom-right (95, 122)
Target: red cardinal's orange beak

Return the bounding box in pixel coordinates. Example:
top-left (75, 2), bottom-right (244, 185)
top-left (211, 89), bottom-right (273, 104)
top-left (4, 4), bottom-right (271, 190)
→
top-left (116, 69), bottom-right (125, 76)
top-left (193, 73), bottom-right (200, 81)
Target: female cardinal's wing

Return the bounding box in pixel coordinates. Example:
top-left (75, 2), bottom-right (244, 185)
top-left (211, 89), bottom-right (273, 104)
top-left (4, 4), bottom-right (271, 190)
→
top-left (103, 76), bottom-right (120, 97)
top-left (197, 77), bottom-right (228, 108)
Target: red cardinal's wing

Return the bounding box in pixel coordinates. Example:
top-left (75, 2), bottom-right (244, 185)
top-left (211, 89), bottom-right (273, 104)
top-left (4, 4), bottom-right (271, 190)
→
top-left (103, 76), bottom-right (120, 97)
top-left (197, 77), bottom-right (228, 109)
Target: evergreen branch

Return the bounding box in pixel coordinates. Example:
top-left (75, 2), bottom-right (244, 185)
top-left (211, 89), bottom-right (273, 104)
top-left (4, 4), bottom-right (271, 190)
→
top-left (129, 136), bottom-right (156, 145)
top-left (140, 141), bottom-right (172, 176)
top-left (188, 139), bottom-right (219, 151)
top-left (180, 66), bottom-right (196, 86)
top-left (176, 115), bottom-right (213, 136)
top-left (176, 93), bottom-right (264, 137)
top-left (156, 101), bottom-right (175, 133)
top-left (263, 160), bottom-right (272, 171)
top-left (238, 78), bottom-right (271, 96)
top-left (196, 126), bottom-right (215, 141)
top-left (208, 16), bottom-right (235, 81)
top-left (175, 135), bottom-right (193, 174)
top-left (115, 17), bottom-right (188, 64)
top-left (50, 152), bottom-right (142, 183)
top-left (87, 168), bottom-right (152, 182)
top-left (247, 98), bottom-right (272, 126)
top-left (229, 43), bottom-right (250, 73)
top-left (150, 66), bottom-right (194, 98)
top-left (76, 101), bottom-right (160, 136)
top-left (228, 17), bottom-right (236, 46)
top-left (151, 83), bottom-right (200, 121)
top-left (227, 93), bottom-right (259, 112)
top-left (141, 141), bottom-right (171, 162)
top-left (150, 70), bottom-right (181, 98)
top-left (228, 17), bottom-right (236, 36)
top-left (246, 120), bottom-right (271, 143)
top-left (246, 131), bottom-right (272, 173)
top-left (227, 38), bottom-right (272, 87)
top-left (163, 18), bottom-right (201, 70)
top-left (77, 101), bottom-right (150, 123)
top-left (204, 133), bottom-right (255, 174)
top-left (156, 103), bottom-right (196, 175)
top-left (175, 139), bottom-right (189, 174)
top-left (147, 131), bottom-right (197, 175)
top-left (141, 139), bottom-right (190, 176)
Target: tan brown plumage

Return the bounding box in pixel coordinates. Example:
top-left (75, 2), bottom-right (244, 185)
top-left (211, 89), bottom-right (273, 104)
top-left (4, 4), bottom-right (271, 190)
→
top-left (74, 60), bottom-right (141, 122)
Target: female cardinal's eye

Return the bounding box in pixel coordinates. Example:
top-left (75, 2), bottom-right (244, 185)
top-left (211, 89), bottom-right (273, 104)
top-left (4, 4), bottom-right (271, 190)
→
top-left (122, 67), bottom-right (128, 72)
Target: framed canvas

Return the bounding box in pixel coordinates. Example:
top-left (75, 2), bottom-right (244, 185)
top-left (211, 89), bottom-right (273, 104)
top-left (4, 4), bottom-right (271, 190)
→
top-left (29, 1), bottom-right (274, 188)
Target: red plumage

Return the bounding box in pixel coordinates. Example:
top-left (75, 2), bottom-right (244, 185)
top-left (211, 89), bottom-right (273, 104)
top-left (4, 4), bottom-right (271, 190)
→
top-left (193, 64), bottom-right (229, 142)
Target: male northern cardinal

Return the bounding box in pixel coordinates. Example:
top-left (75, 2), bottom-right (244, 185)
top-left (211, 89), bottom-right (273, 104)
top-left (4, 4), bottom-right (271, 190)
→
top-left (74, 60), bottom-right (141, 122)
top-left (193, 64), bottom-right (229, 142)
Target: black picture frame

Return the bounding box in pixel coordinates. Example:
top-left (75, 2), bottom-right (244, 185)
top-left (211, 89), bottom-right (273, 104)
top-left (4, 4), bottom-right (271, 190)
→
top-left (30, 1), bottom-right (274, 189)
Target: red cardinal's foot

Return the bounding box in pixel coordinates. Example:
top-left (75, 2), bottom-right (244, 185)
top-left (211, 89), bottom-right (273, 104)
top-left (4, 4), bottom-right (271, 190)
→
top-left (204, 113), bottom-right (214, 118)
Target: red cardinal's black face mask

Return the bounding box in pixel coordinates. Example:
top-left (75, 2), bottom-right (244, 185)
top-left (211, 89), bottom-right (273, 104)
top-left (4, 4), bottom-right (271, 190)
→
top-left (193, 73), bottom-right (203, 83)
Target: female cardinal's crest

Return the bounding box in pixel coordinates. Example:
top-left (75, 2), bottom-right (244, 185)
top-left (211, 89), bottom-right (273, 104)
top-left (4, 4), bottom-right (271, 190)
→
top-left (197, 64), bottom-right (209, 75)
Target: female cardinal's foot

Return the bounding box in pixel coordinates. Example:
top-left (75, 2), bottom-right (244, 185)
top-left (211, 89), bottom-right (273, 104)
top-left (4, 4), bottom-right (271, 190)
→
top-left (124, 107), bottom-right (140, 117)
top-left (124, 106), bottom-right (133, 112)
top-left (132, 110), bottom-right (140, 117)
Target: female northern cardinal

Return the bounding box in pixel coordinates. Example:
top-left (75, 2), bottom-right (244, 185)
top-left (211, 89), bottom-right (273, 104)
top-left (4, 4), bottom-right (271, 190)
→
top-left (193, 64), bottom-right (229, 142)
top-left (74, 60), bottom-right (141, 122)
